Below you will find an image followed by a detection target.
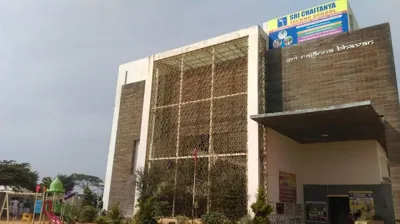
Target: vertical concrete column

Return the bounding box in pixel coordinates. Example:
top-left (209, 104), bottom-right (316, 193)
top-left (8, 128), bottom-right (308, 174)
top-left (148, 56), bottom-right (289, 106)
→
top-left (247, 26), bottom-right (261, 215)
top-left (102, 65), bottom-right (126, 210)
top-left (103, 57), bottom-right (154, 213)
top-left (132, 56), bottom-right (154, 215)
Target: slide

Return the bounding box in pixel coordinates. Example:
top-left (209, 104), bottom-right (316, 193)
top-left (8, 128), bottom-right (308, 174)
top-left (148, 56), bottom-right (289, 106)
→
top-left (44, 210), bottom-right (63, 224)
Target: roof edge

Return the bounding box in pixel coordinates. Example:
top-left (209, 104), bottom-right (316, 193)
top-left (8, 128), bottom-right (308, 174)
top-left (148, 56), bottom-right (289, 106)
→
top-left (251, 101), bottom-right (373, 119)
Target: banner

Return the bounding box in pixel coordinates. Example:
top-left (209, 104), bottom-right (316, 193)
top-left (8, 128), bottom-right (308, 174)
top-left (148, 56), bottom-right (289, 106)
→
top-left (279, 171), bottom-right (296, 203)
top-left (349, 191), bottom-right (375, 220)
top-left (267, 0), bottom-right (349, 49)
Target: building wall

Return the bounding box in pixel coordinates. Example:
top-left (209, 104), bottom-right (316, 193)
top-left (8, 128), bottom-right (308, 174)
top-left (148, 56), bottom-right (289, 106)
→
top-left (301, 141), bottom-right (382, 187)
top-left (267, 129), bottom-right (301, 204)
top-left (103, 26), bottom-right (267, 217)
top-left (266, 23), bottom-right (400, 216)
top-left (146, 44), bottom-right (250, 218)
top-left (304, 184), bottom-right (395, 224)
top-left (107, 81), bottom-right (145, 216)
top-left (103, 57), bottom-right (152, 211)
top-left (267, 129), bottom-right (384, 204)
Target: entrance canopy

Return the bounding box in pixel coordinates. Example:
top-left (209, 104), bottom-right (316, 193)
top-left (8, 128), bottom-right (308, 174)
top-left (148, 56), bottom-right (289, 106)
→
top-left (251, 101), bottom-right (386, 149)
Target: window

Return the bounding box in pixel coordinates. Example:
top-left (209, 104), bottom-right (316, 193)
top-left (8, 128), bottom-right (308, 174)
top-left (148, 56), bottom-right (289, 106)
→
top-left (131, 140), bottom-right (140, 175)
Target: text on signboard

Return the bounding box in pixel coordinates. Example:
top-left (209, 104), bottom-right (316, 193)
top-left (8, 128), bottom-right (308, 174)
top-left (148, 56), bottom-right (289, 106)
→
top-left (286, 40), bottom-right (374, 63)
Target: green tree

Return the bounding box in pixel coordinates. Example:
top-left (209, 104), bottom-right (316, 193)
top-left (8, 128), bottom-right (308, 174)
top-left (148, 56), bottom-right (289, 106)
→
top-left (0, 160), bottom-right (39, 191)
top-left (82, 187), bottom-right (98, 207)
top-left (250, 187), bottom-right (273, 224)
top-left (40, 176), bottom-right (53, 189)
top-left (106, 203), bottom-right (125, 224)
top-left (71, 173), bottom-right (103, 191)
top-left (57, 174), bottom-right (76, 192)
top-left (134, 167), bottom-right (172, 224)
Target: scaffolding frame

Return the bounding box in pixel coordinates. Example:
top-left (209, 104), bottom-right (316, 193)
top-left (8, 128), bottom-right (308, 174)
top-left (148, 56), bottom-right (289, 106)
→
top-left (147, 37), bottom-right (249, 218)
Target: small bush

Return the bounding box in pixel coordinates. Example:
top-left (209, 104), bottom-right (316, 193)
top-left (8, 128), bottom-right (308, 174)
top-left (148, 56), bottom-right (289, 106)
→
top-left (68, 205), bottom-right (81, 222)
top-left (223, 219), bottom-right (235, 224)
top-left (176, 216), bottom-right (190, 224)
top-left (202, 212), bottom-right (228, 224)
top-left (124, 218), bottom-right (135, 224)
top-left (107, 203), bottom-right (125, 224)
top-left (79, 205), bottom-right (99, 223)
top-left (95, 215), bottom-right (109, 224)
top-left (131, 214), bottom-right (141, 224)
top-left (251, 187), bottom-right (273, 224)
top-left (100, 209), bottom-right (108, 216)
top-left (238, 215), bottom-right (253, 224)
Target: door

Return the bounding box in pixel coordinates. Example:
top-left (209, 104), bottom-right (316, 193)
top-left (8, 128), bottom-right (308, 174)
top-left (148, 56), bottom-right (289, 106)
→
top-left (329, 197), bottom-right (350, 224)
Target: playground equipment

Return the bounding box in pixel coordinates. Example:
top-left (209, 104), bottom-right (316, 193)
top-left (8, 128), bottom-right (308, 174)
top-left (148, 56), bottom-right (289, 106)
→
top-left (40, 177), bottom-right (65, 224)
top-left (0, 190), bottom-right (44, 224)
top-left (0, 177), bottom-right (76, 224)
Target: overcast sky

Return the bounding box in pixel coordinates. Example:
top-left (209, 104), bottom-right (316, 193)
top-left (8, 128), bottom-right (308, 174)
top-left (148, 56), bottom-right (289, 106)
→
top-left (0, 0), bottom-right (399, 180)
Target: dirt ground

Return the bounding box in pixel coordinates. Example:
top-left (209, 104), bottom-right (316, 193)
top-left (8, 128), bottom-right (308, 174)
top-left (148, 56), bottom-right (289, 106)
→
top-left (0, 221), bottom-right (35, 224)
top-left (158, 218), bottom-right (202, 224)
top-left (0, 219), bottom-right (203, 224)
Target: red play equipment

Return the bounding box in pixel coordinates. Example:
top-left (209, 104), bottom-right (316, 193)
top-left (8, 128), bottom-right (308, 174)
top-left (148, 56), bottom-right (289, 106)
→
top-left (43, 200), bottom-right (63, 224)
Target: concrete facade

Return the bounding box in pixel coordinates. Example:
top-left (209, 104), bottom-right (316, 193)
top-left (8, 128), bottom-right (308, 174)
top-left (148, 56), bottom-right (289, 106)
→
top-left (265, 23), bottom-right (400, 217)
top-left (103, 21), bottom-right (400, 220)
top-left (267, 128), bottom-right (388, 204)
top-left (103, 26), bottom-right (267, 217)
top-left (107, 81), bottom-right (145, 215)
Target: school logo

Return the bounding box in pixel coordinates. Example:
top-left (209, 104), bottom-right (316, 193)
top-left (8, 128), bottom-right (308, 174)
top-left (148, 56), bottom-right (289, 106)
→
top-left (278, 17), bottom-right (287, 28)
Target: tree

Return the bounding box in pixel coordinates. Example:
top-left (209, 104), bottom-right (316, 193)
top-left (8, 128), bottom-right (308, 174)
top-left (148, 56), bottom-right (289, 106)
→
top-left (0, 160), bottom-right (39, 191)
top-left (82, 187), bottom-right (98, 207)
top-left (250, 187), bottom-right (273, 224)
top-left (97, 194), bottom-right (104, 209)
top-left (134, 167), bottom-right (172, 224)
top-left (57, 174), bottom-right (75, 192)
top-left (40, 176), bottom-right (53, 189)
top-left (71, 173), bottom-right (103, 192)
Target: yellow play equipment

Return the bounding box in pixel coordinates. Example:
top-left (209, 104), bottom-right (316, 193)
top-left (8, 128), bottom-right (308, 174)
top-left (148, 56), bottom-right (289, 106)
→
top-left (21, 213), bottom-right (33, 222)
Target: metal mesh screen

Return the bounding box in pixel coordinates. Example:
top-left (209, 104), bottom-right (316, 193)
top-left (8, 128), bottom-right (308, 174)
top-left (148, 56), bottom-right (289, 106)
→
top-left (147, 38), bottom-right (248, 220)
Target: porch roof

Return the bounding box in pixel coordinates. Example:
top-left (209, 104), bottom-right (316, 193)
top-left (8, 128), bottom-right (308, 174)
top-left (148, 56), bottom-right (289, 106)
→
top-left (251, 101), bottom-right (386, 149)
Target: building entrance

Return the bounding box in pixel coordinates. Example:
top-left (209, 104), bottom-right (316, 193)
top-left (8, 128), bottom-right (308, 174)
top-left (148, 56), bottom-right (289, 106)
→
top-left (328, 196), bottom-right (350, 224)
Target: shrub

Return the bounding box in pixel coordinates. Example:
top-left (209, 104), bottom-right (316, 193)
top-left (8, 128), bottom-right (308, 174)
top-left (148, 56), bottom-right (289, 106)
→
top-left (250, 187), bottom-right (273, 224)
top-left (82, 187), bottom-right (98, 207)
top-left (176, 216), bottom-right (190, 224)
top-left (107, 203), bottom-right (125, 224)
top-left (202, 212), bottom-right (228, 224)
top-left (134, 168), bottom-right (173, 223)
top-left (238, 215), bottom-right (253, 224)
top-left (95, 215), bottom-right (109, 224)
top-left (67, 205), bottom-right (80, 222)
top-left (131, 213), bottom-right (141, 224)
top-left (223, 219), bottom-right (235, 224)
top-left (79, 205), bottom-right (99, 223)
top-left (124, 218), bottom-right (135, 224)
top-left (100, 209), bottom-right (108, 216)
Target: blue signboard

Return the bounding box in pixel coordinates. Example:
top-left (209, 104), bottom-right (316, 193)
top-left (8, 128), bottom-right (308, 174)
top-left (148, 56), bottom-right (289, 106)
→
top-left (267, 0), bottom-right (350, 49)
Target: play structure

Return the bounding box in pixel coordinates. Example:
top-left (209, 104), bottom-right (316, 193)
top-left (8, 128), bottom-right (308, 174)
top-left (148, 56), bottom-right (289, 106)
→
top-left (0, 177), bottom-right (77, 224)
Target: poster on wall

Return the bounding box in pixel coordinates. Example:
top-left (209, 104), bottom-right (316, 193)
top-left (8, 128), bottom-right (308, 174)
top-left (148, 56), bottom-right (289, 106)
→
top-left (279, 171), bottom-right (297, 203)
top-left (266, 0), bottom-right (349, 49)
top-left (305, 201), bottom-right (328, 222)
top-left (349, 191), bottom-right (375, 220)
